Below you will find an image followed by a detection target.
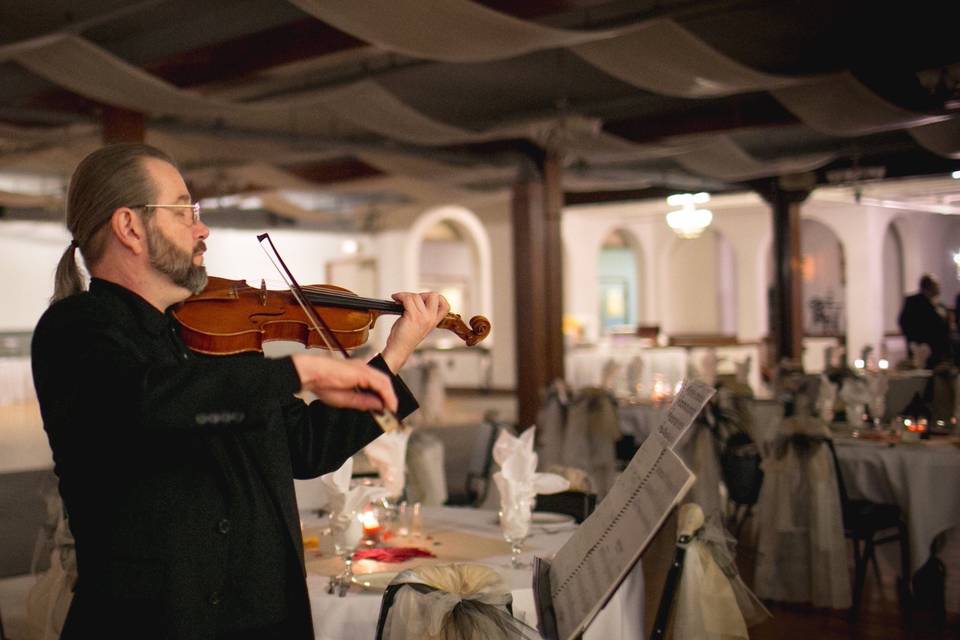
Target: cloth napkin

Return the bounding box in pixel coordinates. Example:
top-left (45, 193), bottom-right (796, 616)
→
top-left (491, 427), bottom-right (569, 537)
top-left (319, 458), bottom-right (390, 543)
top-left (364, 429), bottom-right (412, 499)
top-left (840, 376), bottom-right (871, 426)
top-left (353, 547), bottom-right (436, 563)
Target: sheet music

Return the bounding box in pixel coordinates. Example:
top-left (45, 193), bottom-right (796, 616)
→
top-left (535, 380), bottom-right (714, 640)
top-left (657, 380), bottom-right (715, 448)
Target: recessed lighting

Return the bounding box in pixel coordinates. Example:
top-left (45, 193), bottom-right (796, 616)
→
top-left (952, 170), bottom-right (960, 179)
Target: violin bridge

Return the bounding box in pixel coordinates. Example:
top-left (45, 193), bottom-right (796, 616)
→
top-left (259, 279), bottom-right (267, 306)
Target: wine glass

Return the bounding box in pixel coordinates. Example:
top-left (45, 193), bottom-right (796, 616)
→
top-left (499, 502), bottom-right (532, 569)
top-left (330, 509), bottom-right (363, 595)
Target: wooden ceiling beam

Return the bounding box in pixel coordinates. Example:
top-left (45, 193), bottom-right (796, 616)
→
top-left (282, 157), bottom-right (384, 185)
top-left (602, 94), bottom-right (800, 144)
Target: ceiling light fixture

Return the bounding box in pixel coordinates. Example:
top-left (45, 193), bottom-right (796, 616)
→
top-left (665, 192), bottom-right (713, 239)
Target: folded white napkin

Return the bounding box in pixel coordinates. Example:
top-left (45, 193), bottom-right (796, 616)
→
top-left (319, 458), bottom-right (389, 544)
top-left (363, 429), bottom-right (412, 499)
top-left (491, 427), bottom-right (569, 537)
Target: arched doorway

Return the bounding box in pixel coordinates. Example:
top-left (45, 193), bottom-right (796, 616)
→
top-left (597, 229), bottom-right (643, 334)
top-left (882, 222), bottom-right (905, 335)
top-left (417, 220), bottom-right (476, 345)
top-left (800, 218), bottom-right (845, 336)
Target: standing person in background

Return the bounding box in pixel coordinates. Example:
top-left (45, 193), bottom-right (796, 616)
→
top-left (31, 143), bottom-right (449, 640)
top-left (898, 273), bottom-right (950, 368)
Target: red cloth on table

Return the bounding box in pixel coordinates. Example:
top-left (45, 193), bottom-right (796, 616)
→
top-left (352, 547), bottom-right (436, 563)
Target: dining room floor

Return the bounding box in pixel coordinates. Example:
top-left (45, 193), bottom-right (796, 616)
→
top-left (735, 521), bottom-right (960, 639)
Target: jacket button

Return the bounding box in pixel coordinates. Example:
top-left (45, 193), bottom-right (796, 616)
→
top-left (217, 518), bottom-right (231, 534)
top-left (209, 591), bottom-right (222, 606)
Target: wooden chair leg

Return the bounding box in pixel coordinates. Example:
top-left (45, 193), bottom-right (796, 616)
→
top-left (851, 538), bottom-right (872, 617)
top-left (897, 522), bottom-right (913, 622)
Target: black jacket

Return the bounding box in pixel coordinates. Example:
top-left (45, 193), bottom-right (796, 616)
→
top-left (898, 292), bottom-right (950, 367)
top-left (31, 279), bottom-right (418, 639)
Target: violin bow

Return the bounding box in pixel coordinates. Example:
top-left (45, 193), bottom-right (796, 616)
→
top-left (257, 233), bottom-right (400, 433)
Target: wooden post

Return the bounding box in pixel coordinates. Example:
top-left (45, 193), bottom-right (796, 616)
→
top-left (512, 145), bottom-right (565, 430)
top-left (756, 177), bottom-right (811, 363)
top-left (101, 105), bottom-right (145, 144)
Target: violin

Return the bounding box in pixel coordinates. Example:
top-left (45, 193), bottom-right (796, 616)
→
top-left (172, 276), bottom-right (492, 356)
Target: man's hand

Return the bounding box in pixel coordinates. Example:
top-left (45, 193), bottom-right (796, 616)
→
top-left (381, 292), bottom-right (451, 372)
top-left (291, 354), bottom-right (398, 412)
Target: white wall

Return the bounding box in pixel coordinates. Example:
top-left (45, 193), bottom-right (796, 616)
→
top-left (665, 232), bottom-right (720, 334)
top-left (0, 221), bottom-right (71, 331)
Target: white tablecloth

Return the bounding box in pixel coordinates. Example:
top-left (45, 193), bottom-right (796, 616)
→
top-left (833, 438), bottom-right (960, 575)
top-left (304, 506), bottom-right (644, 640)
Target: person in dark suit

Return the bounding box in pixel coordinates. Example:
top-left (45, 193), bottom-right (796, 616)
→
top-left (898, 273), bottom-right (950, 368)
top-left (31, 144), bottom-right (450, 640)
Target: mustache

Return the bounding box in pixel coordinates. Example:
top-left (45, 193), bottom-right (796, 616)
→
top-left (194, 241), bottom-right (207, 254)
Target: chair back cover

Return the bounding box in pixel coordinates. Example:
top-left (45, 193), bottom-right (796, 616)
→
top-left (673, 505), bottom-right (770, 640)
top-left (561, 388), bottom-right (620, 497)
top-left (753, 416), bottom-right (851, 608)
top-left (405, 429), bottom-right (449, 506)
top-left (375, 563), bottom-right (538, 640)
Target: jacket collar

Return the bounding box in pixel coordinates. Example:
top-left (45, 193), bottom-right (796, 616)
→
top-left (89, 278), bottom-right (174, 337)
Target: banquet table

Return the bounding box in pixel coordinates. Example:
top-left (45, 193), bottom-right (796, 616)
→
top-left (832, 435), bottom-right (960, 576)
top-left (302, 505), bottom-right (644, 640)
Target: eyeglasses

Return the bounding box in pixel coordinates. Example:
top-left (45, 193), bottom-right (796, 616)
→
top-left (131, 203), bottom-right (202, 226)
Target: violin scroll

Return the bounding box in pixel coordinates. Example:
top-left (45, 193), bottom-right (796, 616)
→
top-left (438, 313), bottom-right (491, 347)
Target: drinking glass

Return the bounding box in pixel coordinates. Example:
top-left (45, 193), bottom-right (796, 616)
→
top-left (499, 502), bottom-right (532, 569)
top-left (331, 510), bottom-right (363, 593)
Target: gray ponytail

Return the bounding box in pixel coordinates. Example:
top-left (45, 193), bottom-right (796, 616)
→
top-left (50, 143), bottom-right (176, 304)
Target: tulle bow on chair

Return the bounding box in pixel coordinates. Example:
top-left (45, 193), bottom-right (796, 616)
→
top-left (375, 563), bottom-right (539, 640)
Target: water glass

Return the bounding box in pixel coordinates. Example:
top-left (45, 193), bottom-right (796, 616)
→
top-left (499, 503), bottom-right (532, 568)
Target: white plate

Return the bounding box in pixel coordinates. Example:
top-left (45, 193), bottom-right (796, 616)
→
top-left (531, 512), bottom-right (576, 525)
top-left (489, 512), bottom-right (577, 528)
top-left (351, 571), bottom-right (399, 591)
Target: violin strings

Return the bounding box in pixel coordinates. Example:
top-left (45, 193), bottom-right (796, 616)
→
top-left (258, 238), bottom-right (347, 357)
top-left (300, 285), bottom-right (402, 312)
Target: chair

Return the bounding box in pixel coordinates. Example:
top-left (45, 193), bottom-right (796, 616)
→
top-left (754, 426), bottom-right (851, 609)
top-left (534, 491), bottom-right (597, 524)
top-left (720, 431), bottom-right (763, 538)
top-left (423, 417), bottom-right (500, 507)
top-left (823, 439), bottom-right (911, 617)
top-left (374, 563), bottom-right (536, 640)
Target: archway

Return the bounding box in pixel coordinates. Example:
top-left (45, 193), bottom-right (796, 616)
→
top-left (800, 218), bottom-right (845, 336)
top-left (406, 205), bottom-right (493, 347)
top-left (596, 228), bottom-right (644, 334)
top-left (882, 222), bottom-right (906, 335)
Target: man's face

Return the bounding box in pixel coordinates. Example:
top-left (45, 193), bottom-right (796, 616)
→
top-left (146, 216), bottom-right (208, 294)
top-left (141, 158), bottom-right (209, 295)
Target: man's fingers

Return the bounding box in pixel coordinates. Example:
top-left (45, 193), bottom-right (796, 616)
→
top-left (293, 354), bottom-right (397, 413)
top-left (363, 368), bottom-right (398, 412)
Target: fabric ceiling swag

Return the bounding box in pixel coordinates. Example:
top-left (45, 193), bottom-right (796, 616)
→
top-left (772, 73), bottom-right (953, 137)
top-left (1, 33), bottom-right (838, 183)
top-left (569, 19), bottom-right (807, 98)
top-left (908, 116), bottom-right (960, 159)
top-left (286, 0), bottom-right (627, 63)
top-left (670, 135), bottom-right (834, 181)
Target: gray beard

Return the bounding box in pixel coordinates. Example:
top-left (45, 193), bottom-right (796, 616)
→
top-left (147, 224), bottom-right (208, 295)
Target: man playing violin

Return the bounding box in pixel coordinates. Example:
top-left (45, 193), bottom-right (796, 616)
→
top-left (31, 143), bottom-right (450, 640)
